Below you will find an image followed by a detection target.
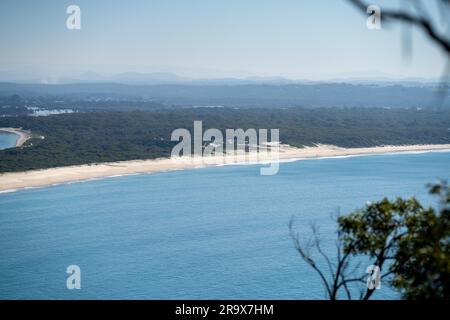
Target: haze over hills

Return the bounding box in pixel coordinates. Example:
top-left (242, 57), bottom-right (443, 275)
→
top-left (0, 68), bottom-right (443, 86)
top-left (0, 69), bottom-right (448, 109)
top-left (0, 80), bottom-right (448, 109)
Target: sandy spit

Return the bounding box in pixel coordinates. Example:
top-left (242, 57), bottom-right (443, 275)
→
top-left (0, 127), bottom-right (31, 147)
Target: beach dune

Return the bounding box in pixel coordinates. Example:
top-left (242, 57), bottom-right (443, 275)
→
top-left (1, 143), bottom-right (450, 193)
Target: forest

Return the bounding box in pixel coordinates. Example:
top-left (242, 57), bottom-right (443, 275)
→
top-left (0, 107), bottom-right (449, 172)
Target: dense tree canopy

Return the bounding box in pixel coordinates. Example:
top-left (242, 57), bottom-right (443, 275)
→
top-left (1, 108), bottom-right (450, 172)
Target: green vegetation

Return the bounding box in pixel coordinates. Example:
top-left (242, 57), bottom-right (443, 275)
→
top-left (0, 107), bottom-right (449, 172)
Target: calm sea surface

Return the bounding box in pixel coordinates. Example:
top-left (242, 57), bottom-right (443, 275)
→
top-left (0, 151), bottom-right (449, 299)
top-left (0, 132), bottom-right (18, 150)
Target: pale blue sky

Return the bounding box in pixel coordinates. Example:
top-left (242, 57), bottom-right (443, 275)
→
top-left (0, 0), bottom-right (447, 80)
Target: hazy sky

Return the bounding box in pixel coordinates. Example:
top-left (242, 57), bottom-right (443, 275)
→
top-left (0, 0), bottom-right (447, 80)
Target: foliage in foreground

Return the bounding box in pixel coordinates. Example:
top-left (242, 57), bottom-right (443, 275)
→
top-left (291, 181), bottom-right (450, 300)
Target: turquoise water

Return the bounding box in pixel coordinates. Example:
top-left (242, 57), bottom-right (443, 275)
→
top-left (0, 131), bottom-right (18, 149)
top-left (0, 151), bottom-right (449, 299)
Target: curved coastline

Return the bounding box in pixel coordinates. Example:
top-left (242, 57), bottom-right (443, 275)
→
top-left (1, 143), bottom-right (450, 193)
top-left (0, 127), bottom-right (30, 147)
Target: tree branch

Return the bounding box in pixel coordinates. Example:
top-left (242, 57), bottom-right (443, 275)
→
top-left (289, 220), bottom-right (334, 299)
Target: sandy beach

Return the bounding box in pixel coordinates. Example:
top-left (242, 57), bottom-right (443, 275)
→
top-left (0, 127), bottom-right (31, 147)
top-left (1, 143), bottom-right (450, 192)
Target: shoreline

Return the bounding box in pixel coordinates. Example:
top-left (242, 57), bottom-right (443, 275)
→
top-left (0, 127), bottom-right (31, 147)
top-left (1, 143), bottom-right (450, 193)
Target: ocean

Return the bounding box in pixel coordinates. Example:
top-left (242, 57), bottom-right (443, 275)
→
top-left (0, 132), bottom-right (18, 150)
top-left (0, 151), bottom-right (449, 299)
